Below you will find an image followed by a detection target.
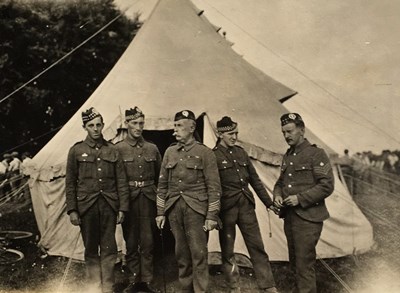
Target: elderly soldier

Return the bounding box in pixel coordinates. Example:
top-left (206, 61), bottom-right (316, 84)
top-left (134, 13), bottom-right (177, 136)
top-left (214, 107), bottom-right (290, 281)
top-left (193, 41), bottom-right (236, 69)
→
top-left (65, 107), bottom-right (129, 293)
top-left (115, 107), bottom-right (162, 293)
top-left (155, 110), bottom-right (221, 293)
top-left (273, 113), bottom-right (334, 293)
top-left (213, 116), bottom-right (278, 293)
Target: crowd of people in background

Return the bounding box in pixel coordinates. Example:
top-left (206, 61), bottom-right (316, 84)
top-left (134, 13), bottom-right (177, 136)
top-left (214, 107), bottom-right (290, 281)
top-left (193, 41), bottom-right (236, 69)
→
top-left (336, 148), bottom-right (400, 196)
top-left (0, 151), bottom-right (32, 199)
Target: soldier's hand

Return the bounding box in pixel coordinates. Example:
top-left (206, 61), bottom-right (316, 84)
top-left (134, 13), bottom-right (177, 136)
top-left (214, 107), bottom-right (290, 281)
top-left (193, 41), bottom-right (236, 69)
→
top-left (117, 211), bottom-right (125, 224)
top-left (204, 219), bottom-right (218, 231)
top-left (268, 205), bottom-right (280, 215)
top-left (283, 195), bottom-right (299, 206)
top-left (156, 216), bottom-right (166, 230)
top-left (69, 211), bottom-right (81, 226)
top-left (273, 196), bottom-right (284, 209)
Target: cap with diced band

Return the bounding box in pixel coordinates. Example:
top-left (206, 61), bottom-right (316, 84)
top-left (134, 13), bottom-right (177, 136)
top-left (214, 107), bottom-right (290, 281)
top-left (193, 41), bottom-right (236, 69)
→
top-left (216, 116), bottom-right (238, 132)
top-left (82, 107), bottom-right (102, 124)
top-left (125, 106), bottom-right (145, 121)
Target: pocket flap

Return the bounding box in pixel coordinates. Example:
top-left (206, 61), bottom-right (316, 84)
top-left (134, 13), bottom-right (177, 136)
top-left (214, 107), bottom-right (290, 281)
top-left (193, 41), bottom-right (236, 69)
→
top-left (77, 154), bottom-right (95, 162)
top-left (144, 156), bottom-right (157, 162)
top-left (166, 161), bottom-right (178, 169)
top-left (295, 164), bottom-right (312, 171)
top-left (186, 158), bottom-right (203, 170)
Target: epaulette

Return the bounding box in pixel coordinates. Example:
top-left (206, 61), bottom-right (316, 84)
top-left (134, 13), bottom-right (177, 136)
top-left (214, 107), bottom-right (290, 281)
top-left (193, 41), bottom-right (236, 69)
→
top-left (145, 139), bottom-right (156, 145)
top-left (234, 145), bottom-right (244, 150)
top-left (73, 141), bottom-right (83, 146)
top-left (114, 140), bottom-right (124, 145)
top-left (196, 141), bottom-right (205, 146)
top-left (169, 142), bottom-right (178, 147)
top-left (212, 145), bottom-right (218, 151)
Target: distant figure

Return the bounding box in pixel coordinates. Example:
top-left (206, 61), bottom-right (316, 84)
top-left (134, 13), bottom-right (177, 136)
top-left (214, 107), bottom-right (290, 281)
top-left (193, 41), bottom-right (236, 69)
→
top-left (8, 151), bottom-right (22, 173)
top-left (337, 149), bottom-right (354, 194)
top-left (273, 113), bottom-right (334, 293)
top-left (20, 152), bottom-right (34, 175)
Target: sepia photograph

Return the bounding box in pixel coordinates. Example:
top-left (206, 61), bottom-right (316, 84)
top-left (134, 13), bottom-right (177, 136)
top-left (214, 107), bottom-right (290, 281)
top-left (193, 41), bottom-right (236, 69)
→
top-left (1, 0), bottom-right (399, 292)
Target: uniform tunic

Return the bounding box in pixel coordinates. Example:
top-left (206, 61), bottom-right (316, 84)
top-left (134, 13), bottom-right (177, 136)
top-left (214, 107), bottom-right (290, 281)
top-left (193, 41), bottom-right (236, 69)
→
top-left (214, 144), bottom-right (275, 290)
top-left (273, 139), bottom-right (334, 293)
top-left (157, 140), bottom-right (221, 292)
top-left (115, 136), bottom-right (161, 283)
top-left (65, 136), bottom-right (129, 292)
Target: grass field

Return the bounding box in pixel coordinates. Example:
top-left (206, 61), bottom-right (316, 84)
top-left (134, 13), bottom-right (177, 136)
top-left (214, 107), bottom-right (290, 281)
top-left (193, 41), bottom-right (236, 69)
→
top-left (0, 175), bottom-right (399, 292)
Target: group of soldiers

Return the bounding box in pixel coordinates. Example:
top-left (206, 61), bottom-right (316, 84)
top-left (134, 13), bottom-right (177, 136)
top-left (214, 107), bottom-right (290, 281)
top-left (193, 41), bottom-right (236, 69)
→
top-left (65, 107), bottom-right (334, 293)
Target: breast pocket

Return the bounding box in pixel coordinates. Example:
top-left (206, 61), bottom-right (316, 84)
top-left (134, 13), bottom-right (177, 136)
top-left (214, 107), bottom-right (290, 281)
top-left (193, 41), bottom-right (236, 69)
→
top-left (122, 154), bottom-right (136, 177)
top-left (100, 151), bottom-right (118, 178)
top-left (294, 164), bottom-right (314, 184)
top-left (238, 160), bottom-right (249, 179)
top-left (144, 156), bottom-right (157, 176)
top-left (77, 155), bottom-right (96, 179)
top-left (165, 161), bottom-right (178, 182)
top-left (185, 157), bottom-right (204, 183)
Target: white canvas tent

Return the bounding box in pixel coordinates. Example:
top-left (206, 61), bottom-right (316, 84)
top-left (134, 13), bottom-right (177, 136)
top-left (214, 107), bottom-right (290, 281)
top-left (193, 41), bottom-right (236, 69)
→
top-left (27, 0), bottom-right (373, 261)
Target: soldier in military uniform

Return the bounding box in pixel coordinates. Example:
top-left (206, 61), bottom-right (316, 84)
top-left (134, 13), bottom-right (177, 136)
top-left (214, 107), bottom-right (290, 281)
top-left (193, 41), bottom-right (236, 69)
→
top-left (114, 107), bottom-right (162, 293)
top-left (213, 116), bottom-right (279, 293)
top-left (65, 107), bottom-right (129, 293)
top-left (273, 113), bottom-right (334, 293)
top-left (155, 110), bottom-right (221, 293)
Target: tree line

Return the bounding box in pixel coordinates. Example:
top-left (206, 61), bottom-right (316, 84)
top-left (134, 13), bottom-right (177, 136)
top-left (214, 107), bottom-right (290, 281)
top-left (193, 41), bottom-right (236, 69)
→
top-left (0, 0), bottom-right (141, 155)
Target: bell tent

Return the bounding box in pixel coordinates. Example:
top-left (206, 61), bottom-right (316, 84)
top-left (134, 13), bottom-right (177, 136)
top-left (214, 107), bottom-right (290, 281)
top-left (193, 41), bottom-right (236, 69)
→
top-left (28, 0), bottom-right (373, 261)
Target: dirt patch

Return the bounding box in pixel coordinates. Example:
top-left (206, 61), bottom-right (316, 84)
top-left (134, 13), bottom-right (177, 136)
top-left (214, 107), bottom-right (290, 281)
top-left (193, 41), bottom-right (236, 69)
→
top-left (0, 186), bottom-right (399, 292)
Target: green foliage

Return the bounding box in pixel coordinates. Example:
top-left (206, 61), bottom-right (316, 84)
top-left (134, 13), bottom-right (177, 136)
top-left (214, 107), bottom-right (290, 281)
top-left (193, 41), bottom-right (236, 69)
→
top-left (0, 0), bottom-right (141, 155)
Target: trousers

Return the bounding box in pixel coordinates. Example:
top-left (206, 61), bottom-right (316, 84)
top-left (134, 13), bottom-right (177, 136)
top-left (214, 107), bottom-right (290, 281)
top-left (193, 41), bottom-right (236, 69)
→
top-left (219, 195), bottom-right (275, 289)
top-left (284, 209), bottom-right (323, 293)
top-left (80, 196), bottom-right (117, 292)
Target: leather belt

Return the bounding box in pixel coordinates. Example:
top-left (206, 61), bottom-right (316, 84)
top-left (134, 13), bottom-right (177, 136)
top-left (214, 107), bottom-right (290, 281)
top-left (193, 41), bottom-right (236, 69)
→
top-left (128, 180), bottom-right (154, 188)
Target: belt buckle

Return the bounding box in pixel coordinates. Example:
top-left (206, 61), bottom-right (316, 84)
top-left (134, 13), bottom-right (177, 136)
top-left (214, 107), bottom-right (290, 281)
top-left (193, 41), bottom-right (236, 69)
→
top-left (136, 181), bottom-right (144, 188)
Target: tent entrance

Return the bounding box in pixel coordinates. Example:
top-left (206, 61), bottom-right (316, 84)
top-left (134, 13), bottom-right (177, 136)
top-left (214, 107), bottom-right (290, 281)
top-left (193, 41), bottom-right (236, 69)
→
top-left (142, 113), bottom-right (205, 156)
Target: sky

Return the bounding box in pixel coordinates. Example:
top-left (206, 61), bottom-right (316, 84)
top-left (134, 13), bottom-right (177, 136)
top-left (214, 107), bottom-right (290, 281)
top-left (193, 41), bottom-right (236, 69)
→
top-left (114, 0), bottom-right (400, 154)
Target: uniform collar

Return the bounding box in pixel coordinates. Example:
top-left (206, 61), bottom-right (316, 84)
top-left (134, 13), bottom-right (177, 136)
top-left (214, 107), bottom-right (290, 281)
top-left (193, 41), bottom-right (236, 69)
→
top-left (177, 138), bottom-right (196, 151)
top-left (288, 138), bottom-right (310, 155)
top-left (84, 135), bottom-right (105, 148)
top-left (125, 135), bottom-right (144, 147)
top-left (217, 143), bottom-right (235, 153)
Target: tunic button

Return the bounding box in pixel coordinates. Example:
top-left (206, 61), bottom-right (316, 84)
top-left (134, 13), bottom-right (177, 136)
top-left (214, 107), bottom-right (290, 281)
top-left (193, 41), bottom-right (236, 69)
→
top-left (138, 155), bottom-right (141, 158)
top-left (288, 184), bottom-right (292, 188)
top-left (240, 179), bottom-right (244, 181)
top-left (293, 153), bottom-right (296, 156)
top-left (288, 173), bottom-right (292, 176)
top-left (180, 158), bottom-right (183, 161)
top-left (100, 190), bottom-right (103, 193)
top-left (290, 162), bottom-right (293, 165)
top-left (140, 175), bottom-right (143, 178)
top-left (179, 180), bottom-right (182, 183)
top-left (236, 169), bottom-right (240, 172)
top-left (97, 158), bottom-right (101, 161)
top-left (233, 160), bottom-right (236, 163)
top-left (95, 147), bottom-right (99, 150)
top-left (99, 179), bottom-right (102, 182)
top-left (98, 168), bottom-right (101, 171)
top-left (180, 191), bottom-right (183, 194)
top-left (302, 166), bottom-right (305, 169)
